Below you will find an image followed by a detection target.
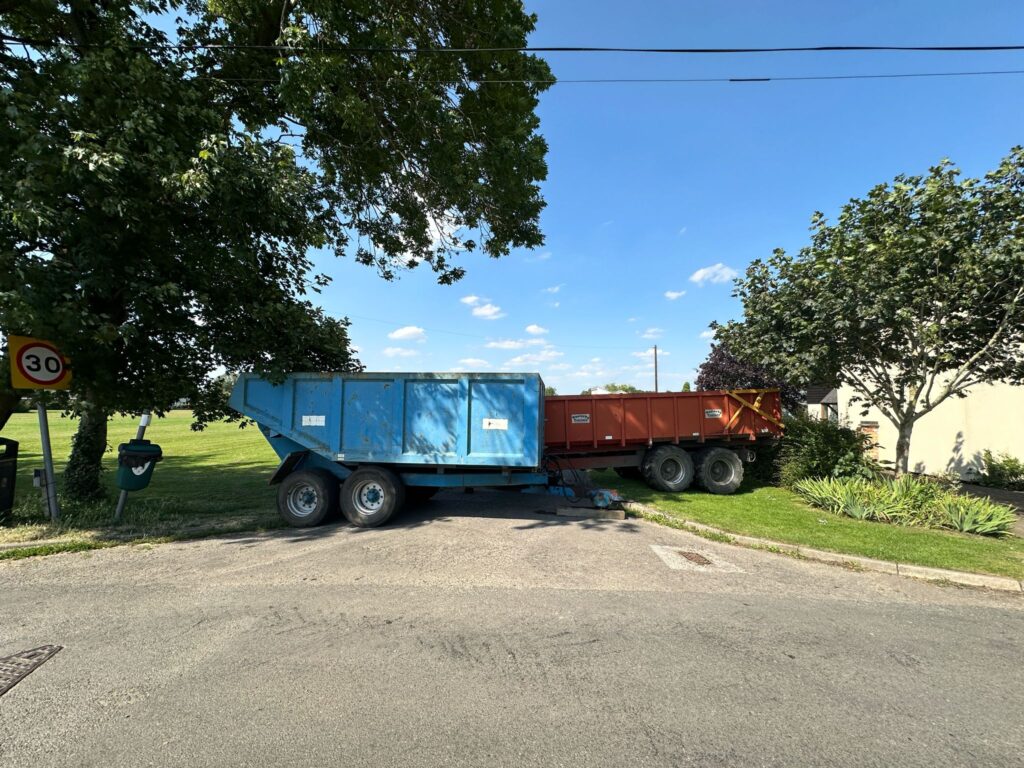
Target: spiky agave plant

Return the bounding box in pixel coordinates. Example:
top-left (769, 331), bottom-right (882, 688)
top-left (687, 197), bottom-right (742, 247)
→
top-left (938, 497), bottom-right (1017, 537)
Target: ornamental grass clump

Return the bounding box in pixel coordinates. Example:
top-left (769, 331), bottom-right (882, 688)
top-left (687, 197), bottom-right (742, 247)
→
top-left (793, 476), bottom-right (1016, 537)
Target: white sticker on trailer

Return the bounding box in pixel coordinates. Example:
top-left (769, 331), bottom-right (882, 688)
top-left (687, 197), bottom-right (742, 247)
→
top-left (704, 409), bottom-right (723, 419)
top-left (483, 418), bottom-right (508, 430)
top-left (302, 414), bottom-right (326, 426)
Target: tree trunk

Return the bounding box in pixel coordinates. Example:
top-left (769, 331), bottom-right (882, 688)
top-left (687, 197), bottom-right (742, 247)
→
top-left (0, 392), bottom-right (21, 432)
top-left (64, 401), bottom-right (110, 501)
top-left (893, 418), bottom-right (915, 476)
top-left (0, 352), bottom-right (21, 430)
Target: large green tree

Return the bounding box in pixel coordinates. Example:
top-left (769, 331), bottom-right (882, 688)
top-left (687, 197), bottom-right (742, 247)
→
top-left (718, 149), bottom-right (1024, 474)
top-left (1, 1), bottom-right (551, 497)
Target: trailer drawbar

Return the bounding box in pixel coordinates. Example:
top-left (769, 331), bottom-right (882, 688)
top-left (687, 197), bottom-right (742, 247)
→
top-left (228, 372), bottom-right (783, 528)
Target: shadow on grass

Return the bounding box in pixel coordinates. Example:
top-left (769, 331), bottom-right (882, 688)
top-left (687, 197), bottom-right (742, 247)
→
top-left (3, 457), bottom-right (280, 547)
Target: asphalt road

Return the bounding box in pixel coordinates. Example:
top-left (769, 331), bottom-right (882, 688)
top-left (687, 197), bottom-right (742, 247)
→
top-left (2, 491), bottom-right (1023, 767)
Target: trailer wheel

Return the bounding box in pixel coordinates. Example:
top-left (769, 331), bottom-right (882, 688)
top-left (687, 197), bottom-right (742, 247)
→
top-left (341, 467), bottom-right (405, 527)
top-left (277, 469), bottom-right (339, 527)
top-left (697, 448), bottom-right (744, 495)
top-left (642, 445), bottom-right (695, 492)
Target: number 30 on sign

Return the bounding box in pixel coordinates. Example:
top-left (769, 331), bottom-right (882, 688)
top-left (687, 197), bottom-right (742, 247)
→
top-left (8, 335), bottom-right (72, 391)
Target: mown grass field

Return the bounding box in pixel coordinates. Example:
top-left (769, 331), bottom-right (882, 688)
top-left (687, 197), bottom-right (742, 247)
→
top-left (592, 470), bottom-right (1024, 579)
top-left (0, 410), bottom-right (281, 551)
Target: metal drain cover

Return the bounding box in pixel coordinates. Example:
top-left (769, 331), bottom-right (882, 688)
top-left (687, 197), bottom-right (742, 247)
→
top-left (0, 645), bottom-right (63, 698)
top-left (678, 551), bottom-right (712, 566)
top-left (650, 545), bottom-right (744, 573)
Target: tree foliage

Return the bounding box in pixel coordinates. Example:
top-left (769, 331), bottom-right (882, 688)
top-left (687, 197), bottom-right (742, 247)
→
top-left (1, 1), bottom-right (551, 494)
top-left (717, 149), bottom-right (1024, 473)
top-left (695, 344), bottom-right (802, 411)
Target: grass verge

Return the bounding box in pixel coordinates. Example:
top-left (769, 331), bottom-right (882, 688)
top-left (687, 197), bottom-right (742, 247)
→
top-left (596, 470), bottom-right (1024, 579)
top-left (0, 411), bottom-right (282, 558)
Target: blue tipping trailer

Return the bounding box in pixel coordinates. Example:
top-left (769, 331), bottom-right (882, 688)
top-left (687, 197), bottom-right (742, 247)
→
top-left (230, 371), bottom-right (570, 527)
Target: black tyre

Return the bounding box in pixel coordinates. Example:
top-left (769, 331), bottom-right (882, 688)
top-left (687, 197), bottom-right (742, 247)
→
top-left (697, 448), bottom-right (744, 495)
top-left (406, 486), bottom-right (439, 505)
top-left (277, 469), bottom-right (339, 527)
top-left (341, 466), bottom-right (405, 527)
top-left (614, 466), bottom-right (643, 481)
top-left (642, 445), bottom-right (695, 492)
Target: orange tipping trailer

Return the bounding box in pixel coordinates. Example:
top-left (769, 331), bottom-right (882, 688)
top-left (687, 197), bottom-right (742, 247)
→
top-left (542, 389), bottom-right (783, 494)
top-left (544, 389), bottom-right (783, 450)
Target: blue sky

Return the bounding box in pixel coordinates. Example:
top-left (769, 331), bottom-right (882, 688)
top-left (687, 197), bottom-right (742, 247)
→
top-left (309, 0), bottom-right (1024, 394)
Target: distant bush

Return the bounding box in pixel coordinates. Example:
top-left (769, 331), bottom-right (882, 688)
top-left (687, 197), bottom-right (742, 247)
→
top-left (793, 475), bottom-right (1016, 537)
top-left (977, 450), bottom-right (1024, 491)
top-left (776, 414), bottom-right (877, 487)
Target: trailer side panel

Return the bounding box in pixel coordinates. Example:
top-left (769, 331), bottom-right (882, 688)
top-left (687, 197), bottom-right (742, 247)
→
top-left (543, 389), bottom-right (781, 452)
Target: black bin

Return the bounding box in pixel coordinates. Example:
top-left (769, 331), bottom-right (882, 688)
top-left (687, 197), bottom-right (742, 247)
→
top-left (0, 437), bottom-right (17, 524)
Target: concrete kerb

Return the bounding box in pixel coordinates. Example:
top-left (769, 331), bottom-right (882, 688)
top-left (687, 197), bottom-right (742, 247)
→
top-left (624, 502), bottom-right (1024, 594)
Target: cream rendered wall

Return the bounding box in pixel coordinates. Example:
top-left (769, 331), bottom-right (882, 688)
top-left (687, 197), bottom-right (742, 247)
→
top-left (836, 381), bottom-right (1024, 478)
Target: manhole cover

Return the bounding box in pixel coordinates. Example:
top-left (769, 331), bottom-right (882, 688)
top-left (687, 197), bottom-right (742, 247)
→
top-left (678, 551), bottom-right (712, 566)
top-left (0, 645), bottom-right (63, 698)
top-left (650, 545), bottom-right (744, 573)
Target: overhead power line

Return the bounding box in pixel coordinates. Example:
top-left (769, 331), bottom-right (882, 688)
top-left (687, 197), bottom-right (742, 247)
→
top-left (4, 34), bottom-right (1024, 55)
top-left (204, 69), bottom-right (1024, 85)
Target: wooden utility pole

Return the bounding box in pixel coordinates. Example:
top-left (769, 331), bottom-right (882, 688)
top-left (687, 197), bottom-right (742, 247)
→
top-left (654, 345), bottom-right (659, 392)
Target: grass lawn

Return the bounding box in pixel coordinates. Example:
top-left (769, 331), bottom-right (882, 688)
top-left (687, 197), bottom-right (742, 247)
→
top-left (0, 410), bottom-right (282, 553)
top-left (592, 470), bottom-right (1024, 580)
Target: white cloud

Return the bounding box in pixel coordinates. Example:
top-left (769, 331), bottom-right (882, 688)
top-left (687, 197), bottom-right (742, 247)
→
top-left (700, 329), bottom-right (716, 340)
top-left (486, 339), bottom-right (526, 350)
top-left (485, 338), bottom-right (544, 350)
top-left (460, 295), bottom-right (481, 306)
top-left (664, 290), bottom-right (686, 301)
top-left (640, 327), bottom-right (664, 340)
top-left (627, 317), bottom-right (637, 323)
top-left (458, 358), bottom-right (490, 367)
top-left (678, 226), bottom-right (687, 235)
top-left (590, 357), bottom-right (601, 363)
top-left (632, 347), bottom-right (669, 360)
top-left (543, 284), bottom-right (563, 294)
top-left (387, 325), bottom-right (426, 342)
top-left (382, 347), bottom-right (418, 358)
top-left (472, 303), bottom-right (505, 320)
top-left (532, 251), bottom-right (552, 261)
top-left (525, 324), bottom-right (548, 336)
top-left (547, 362), bottom-right (572, 371)
top-left (506, 347), bottom-right (564, 366)
top-left (549, 301), bottom-right (561, 309)
top-left (689, 263), bottom-right (738, 285)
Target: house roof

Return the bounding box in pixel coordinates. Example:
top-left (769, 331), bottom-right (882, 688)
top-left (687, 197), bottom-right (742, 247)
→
top-left (805, 385), bottom-right (838, 404)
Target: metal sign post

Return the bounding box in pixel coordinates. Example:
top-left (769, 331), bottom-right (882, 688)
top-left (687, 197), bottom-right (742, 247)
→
top-left (8, 335), bottom-right (72, 523)
top-left (114, 410), bottom-right (150, 522)
top-left (36, 400), bottom-right (60, 522)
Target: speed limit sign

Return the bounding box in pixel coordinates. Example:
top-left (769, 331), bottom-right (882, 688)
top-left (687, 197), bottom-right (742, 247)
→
top-left (8, 335), bottom-right (72, 390)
